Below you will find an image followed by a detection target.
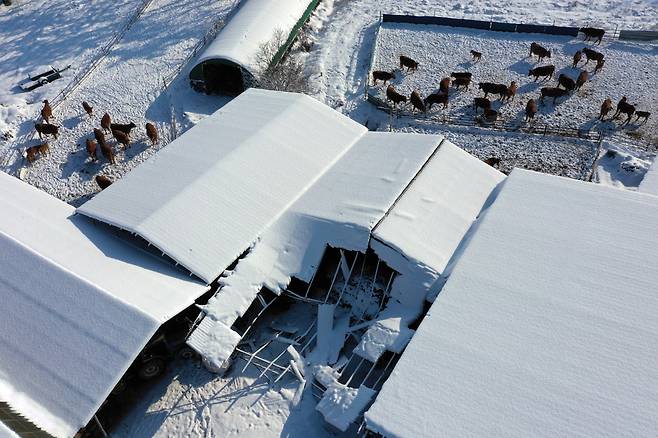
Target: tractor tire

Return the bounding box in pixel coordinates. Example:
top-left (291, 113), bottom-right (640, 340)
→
top-left (138, 358), bottom-right (166, 380)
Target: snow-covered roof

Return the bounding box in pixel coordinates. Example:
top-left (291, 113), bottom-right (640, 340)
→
top-left (639, 157), bottom-right (658, 195)
top-left (195, 0), bottom-right (314, 76)
top-left (365, 169), bottom-right (658, 438)
top-left (188, 132), bottom-right (444, 368)
top-left (78, 89), bottom-right (366, 284)
top-left (372, 141), bottom-right (505, 275)
top-left (0, 172), bottom-right (207, 438)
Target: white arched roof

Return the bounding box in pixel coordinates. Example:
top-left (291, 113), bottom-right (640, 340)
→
top-left (195, 0), bottom-right (314, 77)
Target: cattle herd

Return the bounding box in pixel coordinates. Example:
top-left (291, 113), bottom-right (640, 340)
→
top-left (371, 27), bottom-right (652, 128)
top-left (25, 100), bottom-right (159, 190)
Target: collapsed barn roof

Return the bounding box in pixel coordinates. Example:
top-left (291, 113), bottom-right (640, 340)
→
top-left (0, 172), bottom-right (208, 438)
top-left (365, 169), bottom-right (658, 438)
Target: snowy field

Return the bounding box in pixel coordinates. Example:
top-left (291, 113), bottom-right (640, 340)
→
top-left (0, 0), bottom-right (234, 204)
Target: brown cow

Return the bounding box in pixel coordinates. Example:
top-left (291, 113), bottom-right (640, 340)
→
top-left (593, 58), bottom-right (605, 73)
top-left (528, 65), bottom-right (555, 81)
top-left (452, 76), bottom-right (471, 90)
top-left (399, 55), bottom-right (418, 72)
top-left (25, 146), bottom-right (37, 163)
top-left (386, 85), bottom-right (407, 107)
top-left (41, 100), bottom-right (52, 123)
top-left (145, 122), bottom-right (158, 145)
top-left (582, 48), bottom-right (604, 64)
top-left (372, 70), bottom-right (395, 85)
top-left (425, 92), bottom-right (448, 110)
top-left (95, 175), bottom-right (113, 190)
top-left (82, 101), bottom-right (93, 118)
top-left (579, 27), bottom-right (605, 44)
top-left (86, 138), bottom-right (97, 161)
top-left (529, 42), bottom-right (551, 61)
top-left (473, 97), bottom-right (491, 113)
top-left (410, 90), bottom-right (426, 114)
top-left (93, 128), bottom-right (106, 147)
top-left (470, 50), bottom-right (482, 62)
top-left (502, 81), bottom-right (518, 102)
top-left (572, 50), bottom-right (582, 68)
top-left (540, 87), bottom-right (569, 104)
top-left (101, 112), bottom-right (111, 133)
top-left (575, 70), bottom-right (588, 90)
top-left (634, 111), bottom-right (651, 124)
top-left (34, 123), bottom-right (59, 140)
top-left (484, 157), bottom-right (501, 167)
top-left (439, 77), bottom-right (451, 94)
top-left (557, 74), bottom-right (576, 91)
top-left (613, 96), bottom-right (635, 124)
top-left (100, 141), bottom-right (116, 164)
top-left (482, 109), bottom-right (498, 122)
top-left (599, 98), bottom-right (612, 120)
top-left (112, 129), bottom-right (130, 149)
top-left (525, 99), bottom-right (538, 121)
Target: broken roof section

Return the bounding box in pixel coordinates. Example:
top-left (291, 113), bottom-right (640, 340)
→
top-left (366, 169), bottom-right (658, 438)
top-left (188, 132), bottom-right (446, 369)
top-left (0, 172), bottom-right (207, 438)
top-left (78, 89), bottom-right (366, 284)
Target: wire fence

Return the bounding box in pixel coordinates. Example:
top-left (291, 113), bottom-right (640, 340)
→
top-left (1, 0), bottom-right (157, 170)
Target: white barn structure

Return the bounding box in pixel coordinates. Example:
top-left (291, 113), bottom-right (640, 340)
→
top-left (0, 172), bottom-right (208, 438)
top-left (365, 169), bottom-right (658, 438)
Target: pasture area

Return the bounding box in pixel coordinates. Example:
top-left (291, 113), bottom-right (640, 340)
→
top-left (370, 22), bottom-right (658, 147)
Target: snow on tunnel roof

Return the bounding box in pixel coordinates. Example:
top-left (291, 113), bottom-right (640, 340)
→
top-left (365, 169), bottom-right (658, 438)
top-left (372, 141), bottom-right (505, 276)
top-left (0, 172), bottom-right (207, 438)
top-left (78, 89), bottom-right (366, 284)
top-left (195, 0), bottom-right (315, 76)
top-left (639, 156), bottom-right (658, 196)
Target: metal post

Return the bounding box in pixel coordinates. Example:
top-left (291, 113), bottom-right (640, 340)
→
top-left (93, 415), bottom-right (108, 438)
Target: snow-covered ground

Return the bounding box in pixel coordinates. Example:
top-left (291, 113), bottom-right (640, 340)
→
top-left (0, 0), bottom-right (235, 204)
top-left (0, 0), bottom-right (144, 142)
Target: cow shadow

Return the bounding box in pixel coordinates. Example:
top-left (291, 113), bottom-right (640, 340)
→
top-left (59, 133), bottom-right (106, 179)
top-left (518, 80), bottom-right (545, 95)
top-left (508, 59), bottom-right (534, 75)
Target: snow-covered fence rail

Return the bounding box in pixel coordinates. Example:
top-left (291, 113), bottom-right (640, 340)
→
top-left (381, 14), bottom-right (580, 37)
top-left (618, 30), bottom-right (658, 41)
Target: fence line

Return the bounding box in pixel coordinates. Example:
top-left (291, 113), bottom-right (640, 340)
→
top-left (2, 0), bottom-right (157, 171)
top-left (381, 14), bottom-right (657, 41)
